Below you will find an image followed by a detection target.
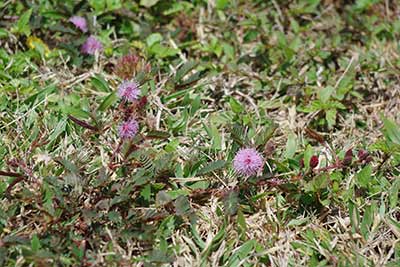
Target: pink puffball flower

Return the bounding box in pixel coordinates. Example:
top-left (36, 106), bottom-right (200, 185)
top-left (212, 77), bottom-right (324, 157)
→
top-left (233, 148), bottom-right (263, 176)
top-left (117, 80), bottom-right (140, 102)
top-left (69, 16), bottom-right (88, 32)
top-left (81, 36), bottom-right (103, 55)
top-left (118, 119), bottom-right (139, 139)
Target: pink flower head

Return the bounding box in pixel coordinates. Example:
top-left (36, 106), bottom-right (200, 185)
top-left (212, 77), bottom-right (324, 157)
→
top-left (81, 36), bottom-right (103, 55)
top-left (69, 16), bottom-right (88, 32)
top-left (117, 80), bottom-right (140, 102)
top-left (118, 119), bottom-right (139, 139)
top-left (233, 148), bottom-right (263, 176)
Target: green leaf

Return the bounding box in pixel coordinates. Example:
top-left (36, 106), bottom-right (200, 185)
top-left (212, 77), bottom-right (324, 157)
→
top-left (48, 119), bottom-right (67, 143)
top-left (16, 9), bottom-right (32, 36)
top-left (227, 240), bottom-right (255, 266)
top-left (355, 0), bottom-right (379, 11)
top-left (356, 164), bottom-right (372, 188)
top-left (223, 190), bottom-right (239, 215)
top-left (349, 201), bottom-right (360, 233)
top-left (229, 97), bottom-right (243, 114)
top-left (89, 0), bottom-right (122, 14)
top-left (237, 208), bottom-right (247, 239)
top-left (255, 123), bottom-right (278, 147)
top-left (381, 116), bottom-right (400, 145)
top-left (287, 217), bottom-right (309, 227)
top-left (197, 160), bottom-right (226, 175)
top-left (285, 132), bottom-right (297, 159)
top-left (389, 178), bottom-right (400, 209)
top-left (24, 84), bottom-right (56, 105)
top-left (146, 130), bottom-right (170, 139)
top-left (216, 0), bottom-right (229, 9)
top-left (318, 86), bottom-right (335, 103)
top-left (0, 28), bottom-right (8, 39)
top-left (325, 109), bottom-right (337, 128)
top-left (306, 173), bottom-right (329, 192)
top-left (149, 43), bottom-right (179, 58)
top-left (174, 61), bottom-right (197, 83)
top-left (140, 0), bottom-right (160, 8)
top-left (336, 74), bottom-right (354, 100)
top-left (57, 158), bottom-right (80, 174)
top-left (146, 33), bottom-right (163, 47)
top-left (31, 234), bottom-right (41, 252)
top-left (140, 184), bottom-right (152, 201)
top-left (62, 106), bottom-right (90, 119)
top-left (360, 202), bottom-right (375, 240)
top-left (204, 122), bottom-right (222, 150)
top-left (156, 191), bottom-right (172, 206)
top-left (91, 75), bottom-right (110, 92)
top-left (303, 145), bottom-right (313, 170)
top-left (174, 195), bottom-right (191, 216)
top-left (166, 189), bottom-right (190, 199)
top-left (98, 92), bottom-right (117, 111)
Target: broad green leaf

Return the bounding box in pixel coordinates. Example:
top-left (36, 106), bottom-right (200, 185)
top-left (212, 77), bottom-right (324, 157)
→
top-left (349, 201), bottom-right (360, 233)
top-left (174, 195), bottom-right (191, 216)
top-left (216, 0), bottom-right (229, 9)
top-left (146, 130), bottom-right (170, 139)
top-left (223, 190), bottom-right (239, 215)
top-left (303, 145), bottom-right (313, 170)
top-left (285, 132), bottom-right (297, 159)
top-left (57, 158), bottom-right (80, 174)
top-left (156, 191), bottom-right (172, 207)
top-left (174, 61), bottom-right (197, 83)
top-left (16, 9), bottom-right (32, 36)
top-left (389, 178), bottom-right (400, 209)
top-left (140, 184), bottom-right (151, 201)
top-left (0, 28), bottom-right (8, 38)
top-left (360, 202), bottom-right (375, 239)
top-left (62, 106), bottom-right (90, 119)
top-left (146, 33), bottom-right (163, 47)
top-left (355, 0), bottom-right (379, 11)
top-left (237, 208), bottom-right (247, 239)
top-left (98, 92), bottom-right (117, 111)
top-left (197, 160), bottom-right (226, 175)
top-left (91, 75), bottom-right (110, 92)
top-left (306, 173), bottom-right (329, 192)
top-left (140, 0), bottom-right (159, 8)
top-left (149, 43), bottom-right (179, 58)
top-left (227, 240), bottom-right (254, 266)
top-left (381, 116), bottom-right (400, 145)
top-left (326, 109), bottom-right (337, 128)
top-left (48, 119), bottom-right (67, 142)
top-left (31, 234), bottom-right (41, 252)
top-left (255, 123), bottom-right (278, 147)
top-left (319, 86), bottom-right (335, 103)
top-left (356, 164), bottom-right (372, 188)
top-left (287, 217), bottom-right (309, 227)
top-left (229, 97), bottom-right (243, 114)
top-left (166, 189), bottom-right (190, 200)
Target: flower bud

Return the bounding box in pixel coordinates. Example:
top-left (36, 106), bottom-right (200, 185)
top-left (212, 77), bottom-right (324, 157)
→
top-left (342, 149), bottom-right (353, 166)
top-left (310, 155), bottom-right (319, 169)
top-left (357, 149), bottom-right (369, 161)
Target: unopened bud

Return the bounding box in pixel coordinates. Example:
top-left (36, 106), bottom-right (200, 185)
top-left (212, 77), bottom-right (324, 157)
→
top-left (342, 149), bottom-right (353, 166)
top-left (357, 149), bottom-right (369, 161)
top-left (310, 155), bottom-right (319, 169)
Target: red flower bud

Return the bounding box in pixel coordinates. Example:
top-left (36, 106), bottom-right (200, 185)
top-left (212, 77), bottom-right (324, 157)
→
top-left (137, 96), bottom-right (148, 109)
top-left (342, 149), bottom-right (353, 166)
top-left (357, 149), bottom-right (369, 161)
top-left (310, 155), bottom-right (319, 169)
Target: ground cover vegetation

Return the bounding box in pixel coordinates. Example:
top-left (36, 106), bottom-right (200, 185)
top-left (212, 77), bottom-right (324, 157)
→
top-left (0, 0), bottom-right (400, 266)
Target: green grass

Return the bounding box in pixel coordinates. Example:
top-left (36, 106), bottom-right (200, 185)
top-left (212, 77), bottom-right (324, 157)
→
top-left (0, 0), bottom-right (400, 266)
